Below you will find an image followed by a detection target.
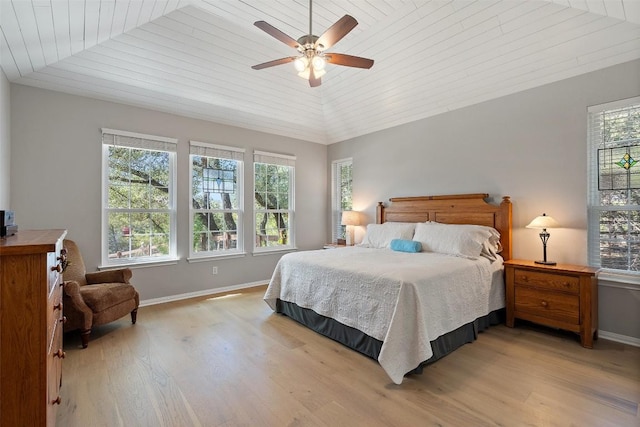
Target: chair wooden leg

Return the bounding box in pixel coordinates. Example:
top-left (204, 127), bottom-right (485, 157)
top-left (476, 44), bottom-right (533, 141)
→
top-left (131, 309), bottom-right (138, 324)
top-left (80, 329), bottom-right (91, 348)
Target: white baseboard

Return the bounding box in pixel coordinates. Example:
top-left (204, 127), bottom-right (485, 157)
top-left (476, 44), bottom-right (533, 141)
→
top-left (598, 330), bottom-right (640, 347)
top-left (139, 280), bottom-right (269, 307)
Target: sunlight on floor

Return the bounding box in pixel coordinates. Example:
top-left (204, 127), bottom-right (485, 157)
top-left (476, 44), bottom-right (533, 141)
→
top-left (206, 293), bottom-right (242, 301)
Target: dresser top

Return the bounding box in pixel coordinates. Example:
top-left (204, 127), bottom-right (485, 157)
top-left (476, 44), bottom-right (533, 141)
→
top-left (0, 229), bottom-right (67, 256)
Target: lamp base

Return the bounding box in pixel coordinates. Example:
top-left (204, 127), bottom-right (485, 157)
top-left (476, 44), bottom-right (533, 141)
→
top-left (535, 260), bottom-right (557, 266)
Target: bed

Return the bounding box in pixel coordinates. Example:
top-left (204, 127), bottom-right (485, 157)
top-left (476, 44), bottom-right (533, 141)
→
top-left (264, 193), bottom-right (512, 384)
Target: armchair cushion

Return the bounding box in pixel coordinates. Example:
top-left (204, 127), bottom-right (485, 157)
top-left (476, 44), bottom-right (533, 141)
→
top-left (63, 280), bottom-right (93, 331)
top-left (79, 282), bottom-right (138, 313)
top-left (86, 268), bottom-right (132, 285)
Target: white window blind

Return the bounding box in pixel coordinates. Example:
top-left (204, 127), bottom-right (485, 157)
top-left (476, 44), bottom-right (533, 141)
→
top-left (254, 150), bottom-right (296, 167)
top-left (190, 140), bottom-right (244, 160)
top-left (587, 97), bottom-right (640, 273)
top-left (102, 128), bottom-right (177, 152)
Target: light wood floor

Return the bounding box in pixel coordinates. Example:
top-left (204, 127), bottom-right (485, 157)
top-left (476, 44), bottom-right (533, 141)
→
top-left (57, 285), bottom-right (640, 427)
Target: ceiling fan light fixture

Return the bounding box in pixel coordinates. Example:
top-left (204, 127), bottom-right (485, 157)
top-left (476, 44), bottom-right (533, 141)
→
top-left (311, 55), bottom-right (326, 71)
top-left (252, 0), bottom-right (373, 87)
top-left (297, 67), bottom-right (325, 80)
top-left (293, 57), bottom-right (308, 72)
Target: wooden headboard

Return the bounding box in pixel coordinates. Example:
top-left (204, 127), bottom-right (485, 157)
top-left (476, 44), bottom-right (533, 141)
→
top-left (376, 193), bottom-right (512, 261)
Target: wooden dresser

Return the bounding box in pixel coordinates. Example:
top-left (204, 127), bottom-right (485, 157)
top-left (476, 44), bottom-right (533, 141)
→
top-left (0, 229), bottom-right (67, 427)
top-left (504, 259), bottom-right (599, 348)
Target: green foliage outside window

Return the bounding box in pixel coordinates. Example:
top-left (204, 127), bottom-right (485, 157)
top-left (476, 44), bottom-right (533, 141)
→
top-left (254, 162), bottom-right (292, 248)
top-left (191, 156), bottom-right (240, 254)
top-left (107, 146), bottom-right (171, 260)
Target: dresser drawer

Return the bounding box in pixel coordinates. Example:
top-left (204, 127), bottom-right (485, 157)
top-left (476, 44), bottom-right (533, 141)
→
top-left (513, 268), bottom-right (580, 294)
top-left (514, 286), bottom-right (580, 324)
top-left (48, 251), bottom-right (63, 297)
top-left (47, 320), bottom-right (63, 424)
top-left (47, 282), bottom-right (63, 350)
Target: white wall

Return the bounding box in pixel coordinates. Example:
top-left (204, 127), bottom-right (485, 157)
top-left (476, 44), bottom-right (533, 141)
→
top-left (10, 85), bottom-right (327, 301)
top-left (328, 59), bottom-right (640, 342)
top-left (0, 70), bottom-right (9, 209)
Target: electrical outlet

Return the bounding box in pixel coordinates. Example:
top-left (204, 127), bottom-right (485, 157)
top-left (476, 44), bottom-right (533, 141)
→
top-left (212, 266), bottom-right (218, 275)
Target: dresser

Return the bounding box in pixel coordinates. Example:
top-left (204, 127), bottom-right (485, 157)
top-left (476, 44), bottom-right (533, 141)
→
top-left (1, 229), bottom-right (67, 427)
top-left (504, 259), bottom-right (599, 348)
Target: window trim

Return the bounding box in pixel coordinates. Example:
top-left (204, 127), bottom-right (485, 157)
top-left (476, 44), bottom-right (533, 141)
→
top-left (188, 140), bottom-right (245, 260)
top-left (587, 96), bottom-right (640, 278)
top-left (253, 150), bottom-right (296, 253)
top-left (101, 128), bottom-right (178, 267)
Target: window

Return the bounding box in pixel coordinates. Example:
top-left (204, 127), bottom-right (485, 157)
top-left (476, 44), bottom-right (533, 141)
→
top-left (101, 128), bottom-right (177, 266)
top-left (587, 97), bottom-right (640, 273)
top-left (331, 158), bottom-right (353, 242)
top-left (254, 151), bottom-right (295, 252)
top-left (190, 141), bottom-right (244, 258)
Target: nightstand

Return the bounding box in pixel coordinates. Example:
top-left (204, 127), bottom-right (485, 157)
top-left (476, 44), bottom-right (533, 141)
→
top-left (504, 259), bottom-right (599, 348)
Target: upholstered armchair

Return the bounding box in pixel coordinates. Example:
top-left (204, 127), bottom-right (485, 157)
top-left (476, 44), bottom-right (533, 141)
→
top-left (62, 239), bottom-right (139, 348)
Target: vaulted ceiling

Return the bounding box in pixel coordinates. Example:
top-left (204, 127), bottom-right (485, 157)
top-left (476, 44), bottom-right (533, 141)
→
top-left (2, 1), bottom-right (639, 144)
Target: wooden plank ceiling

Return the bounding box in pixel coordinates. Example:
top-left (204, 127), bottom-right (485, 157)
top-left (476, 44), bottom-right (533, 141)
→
top-left (1, 0), bottom-right (639, 145)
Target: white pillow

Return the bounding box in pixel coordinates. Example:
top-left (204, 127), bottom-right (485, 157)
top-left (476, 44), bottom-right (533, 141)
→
top-left (358, 222), bottom-right (416, 249)
top-left (412, 222), bottom-right (494, 259)
top-left (448, 223), bottom-right (502, 260)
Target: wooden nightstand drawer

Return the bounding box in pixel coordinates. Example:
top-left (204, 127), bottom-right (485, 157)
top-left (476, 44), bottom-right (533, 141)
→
top-left (513, 268), bottom-right (579, 294)
top-left (515, 287), bottom-right (579, 324)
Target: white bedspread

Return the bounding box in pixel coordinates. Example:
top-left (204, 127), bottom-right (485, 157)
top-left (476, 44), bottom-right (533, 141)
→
top-left (264, 246), bottom-right (504, 384)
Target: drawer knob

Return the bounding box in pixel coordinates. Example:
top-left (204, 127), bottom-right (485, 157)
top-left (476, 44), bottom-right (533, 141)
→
top-left (541, 301), bottom-right (548, 308)
top-left (520, 275), bottom-right (529, 282)
top-left (61, 316), bottom-right (67, 324)
top-left (51, 396), bottom-right (62, 405)
top-left (53, 302), bottom-right (62, 311)
top-left (51, 264), bottom-right (62, 273)
top-left (54, 349), bottom-right (66, 359)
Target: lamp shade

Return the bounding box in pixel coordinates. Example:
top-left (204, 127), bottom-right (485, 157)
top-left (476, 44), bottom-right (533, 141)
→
top-left (526, 213), bottom-right (559, 229)
top-left (341, 210), bottom-right (360, 226)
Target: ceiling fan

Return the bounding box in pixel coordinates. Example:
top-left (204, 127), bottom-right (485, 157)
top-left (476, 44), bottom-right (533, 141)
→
top-left (251, 0), bottom-right (374, 87)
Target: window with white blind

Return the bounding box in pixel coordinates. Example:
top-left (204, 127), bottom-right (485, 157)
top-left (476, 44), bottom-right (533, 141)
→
top-left (331, 158), bottom-right (353, 243)
top-left (101, 128), bottom-right (177, 266)
top-left (254, 151), bottom-right (295, 252)
top-left (189, 141), bottom-right (245, 259)
top-left (587, 97), bottom-right (640, 274)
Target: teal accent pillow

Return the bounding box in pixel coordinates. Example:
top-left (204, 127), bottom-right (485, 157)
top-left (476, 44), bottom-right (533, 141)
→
top-left (390, 239), bottom-right (422, 253)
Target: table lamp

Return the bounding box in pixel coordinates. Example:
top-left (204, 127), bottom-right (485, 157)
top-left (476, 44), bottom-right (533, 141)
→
top-left (341, 211), bottom-right (360, 246)
top-left (526, 213), bottom-right (560, 265)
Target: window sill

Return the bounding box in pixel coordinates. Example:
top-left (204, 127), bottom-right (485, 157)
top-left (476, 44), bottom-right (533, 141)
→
top-left (597, 269), bottom-right (640, 291)
top-left (187, 253), bottom-right (247, 263)
top-left (98, 257), bottom-right (180, 270)
top-left (252, 247), bottom-right (298, 256)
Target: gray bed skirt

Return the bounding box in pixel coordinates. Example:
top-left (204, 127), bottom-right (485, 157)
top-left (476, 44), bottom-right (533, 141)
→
top-left (275, 299), bottom-right (505, 377)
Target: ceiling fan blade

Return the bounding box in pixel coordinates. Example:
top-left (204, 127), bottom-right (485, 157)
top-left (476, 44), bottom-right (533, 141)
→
top-left (254, 21), bottom-right (300, 49)
top-left (251, 57), bottom-right (297, 70)
top-left (309, 67), bottom-right (321, 87)
top-left (316, 15), bottom-right (358, 50)
top-left (325, 53), bottom-right (374, 69)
